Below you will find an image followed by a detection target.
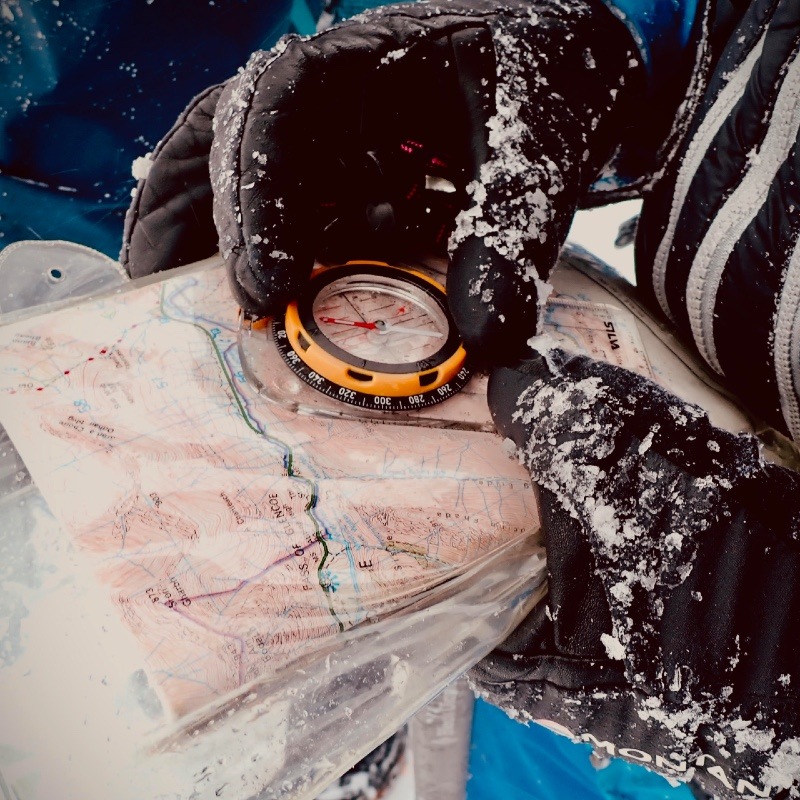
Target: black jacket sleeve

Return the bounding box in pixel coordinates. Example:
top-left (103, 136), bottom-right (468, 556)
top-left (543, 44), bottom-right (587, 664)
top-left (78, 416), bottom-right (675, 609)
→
top-left (635, 0), bottom-right (800, 441)
top-left (471, 351), bottom-right (800, 799)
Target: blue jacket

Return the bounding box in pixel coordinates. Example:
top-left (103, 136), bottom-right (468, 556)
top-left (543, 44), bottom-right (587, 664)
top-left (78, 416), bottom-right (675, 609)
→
top-left (0, 0), bottom-right (293, 255)
top-left (1, 0), bottom-right (699, 257)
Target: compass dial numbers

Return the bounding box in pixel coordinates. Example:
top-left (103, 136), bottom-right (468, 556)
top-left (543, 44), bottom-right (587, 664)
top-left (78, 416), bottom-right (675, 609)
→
top-left (274, 263), bottom-right (470, 412)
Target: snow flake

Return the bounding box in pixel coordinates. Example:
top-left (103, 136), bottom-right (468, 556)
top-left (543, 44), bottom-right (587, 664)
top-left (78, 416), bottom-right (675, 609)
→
top-left (600, 633), bottom-right (625, 660)
top-left (609, 581), bottom-right (633, 606)
top-left (380, 47), bottom-right (408, 65)
top-left (131, 153), bottom-right (153, 180)
top-left (762, 738), bottom-right (800, 791)
top-left (664, 532), bottom-right (683, 550)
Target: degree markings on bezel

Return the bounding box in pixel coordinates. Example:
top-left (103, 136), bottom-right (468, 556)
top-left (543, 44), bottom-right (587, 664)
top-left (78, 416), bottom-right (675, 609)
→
top-left (273, 316), bottom-right (470, 412)
top-left (271, 264), bottom-right (471, 412)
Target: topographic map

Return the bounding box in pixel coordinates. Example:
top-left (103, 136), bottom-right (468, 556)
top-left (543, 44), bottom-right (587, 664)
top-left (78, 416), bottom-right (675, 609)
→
top-left (0, 260), bottom-right (539, 718)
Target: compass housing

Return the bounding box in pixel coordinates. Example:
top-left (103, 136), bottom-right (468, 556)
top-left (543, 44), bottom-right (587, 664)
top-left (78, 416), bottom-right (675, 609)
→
top-left (273, 262), bottom-right (470, 412)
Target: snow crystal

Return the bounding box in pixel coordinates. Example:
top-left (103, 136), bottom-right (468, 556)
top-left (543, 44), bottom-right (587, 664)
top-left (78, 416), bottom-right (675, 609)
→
top-left (131, 153), bottom-right (153, 180)
top-left (592, 504), bottom-right (621, 547)
top-left (636, 698), bottom-right (702, 736)
top-left (779, 674), bottom-right (791, 687)
top-left (501, 437), bottom-right (518, 458)
top-left (524, 331), bottom-right (552, 353)
top-left (668, 406), bottom-right (688, 425)
top-left (638, 427), bottom-right (657, 455)
top-left (600, 633), bottom-right (625, 660)
top-left (729, 720), bottom-right (775, 754)
top-left (380, 48), bottom-right (407, 65)
top-left (664, 532), bottom-right (683, 550)
top-left (762, 738), bottom-right (800, 791)
top-left (746, 147), bottom-right (762, 167)
top-left (609, 581), bottom-right (633, 606)
top-left (730, 635), bottom-right (741, 669)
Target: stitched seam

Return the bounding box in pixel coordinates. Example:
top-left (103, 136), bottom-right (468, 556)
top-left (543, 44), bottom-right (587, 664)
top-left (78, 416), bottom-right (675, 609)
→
top-left (686, 38), bottom-right (800, 374)
top-left (125, 83), bottom-right (222, 253)
top-left (775, 238), bottom-right (800, 440)
top-left (651, 31), bottom-right (766, 320)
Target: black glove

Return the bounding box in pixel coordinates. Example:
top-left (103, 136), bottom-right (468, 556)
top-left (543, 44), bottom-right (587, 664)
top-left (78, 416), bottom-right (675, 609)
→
top-left (122, 84), bottom-right (225, 275)
top-left (122, 0), bottom-right (645, 362)
top-left (471, 349), bottom-right (800, 799)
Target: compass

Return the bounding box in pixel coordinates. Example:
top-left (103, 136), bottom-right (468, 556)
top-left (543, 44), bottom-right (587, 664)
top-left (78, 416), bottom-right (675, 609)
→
top-left (271, 261), bottom-right (470, 412)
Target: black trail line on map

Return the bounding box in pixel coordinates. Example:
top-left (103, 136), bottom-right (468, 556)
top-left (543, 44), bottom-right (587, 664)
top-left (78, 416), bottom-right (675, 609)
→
top-left (159, 283), bottom-right (345, 632)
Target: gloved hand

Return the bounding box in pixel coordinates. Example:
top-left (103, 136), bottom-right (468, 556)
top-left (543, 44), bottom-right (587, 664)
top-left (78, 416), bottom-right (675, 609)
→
top-left (471, 349), bottom-right (800, 799)
top-left (122, 0), bottom-right (645, 361)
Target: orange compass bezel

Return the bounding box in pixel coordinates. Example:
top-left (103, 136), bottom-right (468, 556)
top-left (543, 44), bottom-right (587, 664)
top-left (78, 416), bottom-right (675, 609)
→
top-left (282, 261), bottom-right (467, 397)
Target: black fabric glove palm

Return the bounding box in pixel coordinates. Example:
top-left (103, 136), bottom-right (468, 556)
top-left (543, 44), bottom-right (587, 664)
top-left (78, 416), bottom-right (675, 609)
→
top-left (472, 350), bottom-right (800, 799)
top-left (122, 0), bottom-right (644, 361)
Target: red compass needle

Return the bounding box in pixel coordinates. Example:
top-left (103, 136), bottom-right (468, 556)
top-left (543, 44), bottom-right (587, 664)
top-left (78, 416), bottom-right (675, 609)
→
top-left (319, 316), bottom-right (378, 330)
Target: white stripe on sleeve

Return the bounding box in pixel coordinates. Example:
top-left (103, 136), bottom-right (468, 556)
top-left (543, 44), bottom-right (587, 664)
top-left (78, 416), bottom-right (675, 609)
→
top-left (774, 236), bottom-right (800, 440)
top-left (686, 48), bottom-right (800, 374)
top-left (651, 33), bottom-right (766, 321)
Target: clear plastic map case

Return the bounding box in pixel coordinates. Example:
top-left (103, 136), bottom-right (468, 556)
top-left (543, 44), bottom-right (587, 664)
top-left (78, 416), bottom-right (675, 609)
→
top-left (0, 247), bottom-right (545, 800)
